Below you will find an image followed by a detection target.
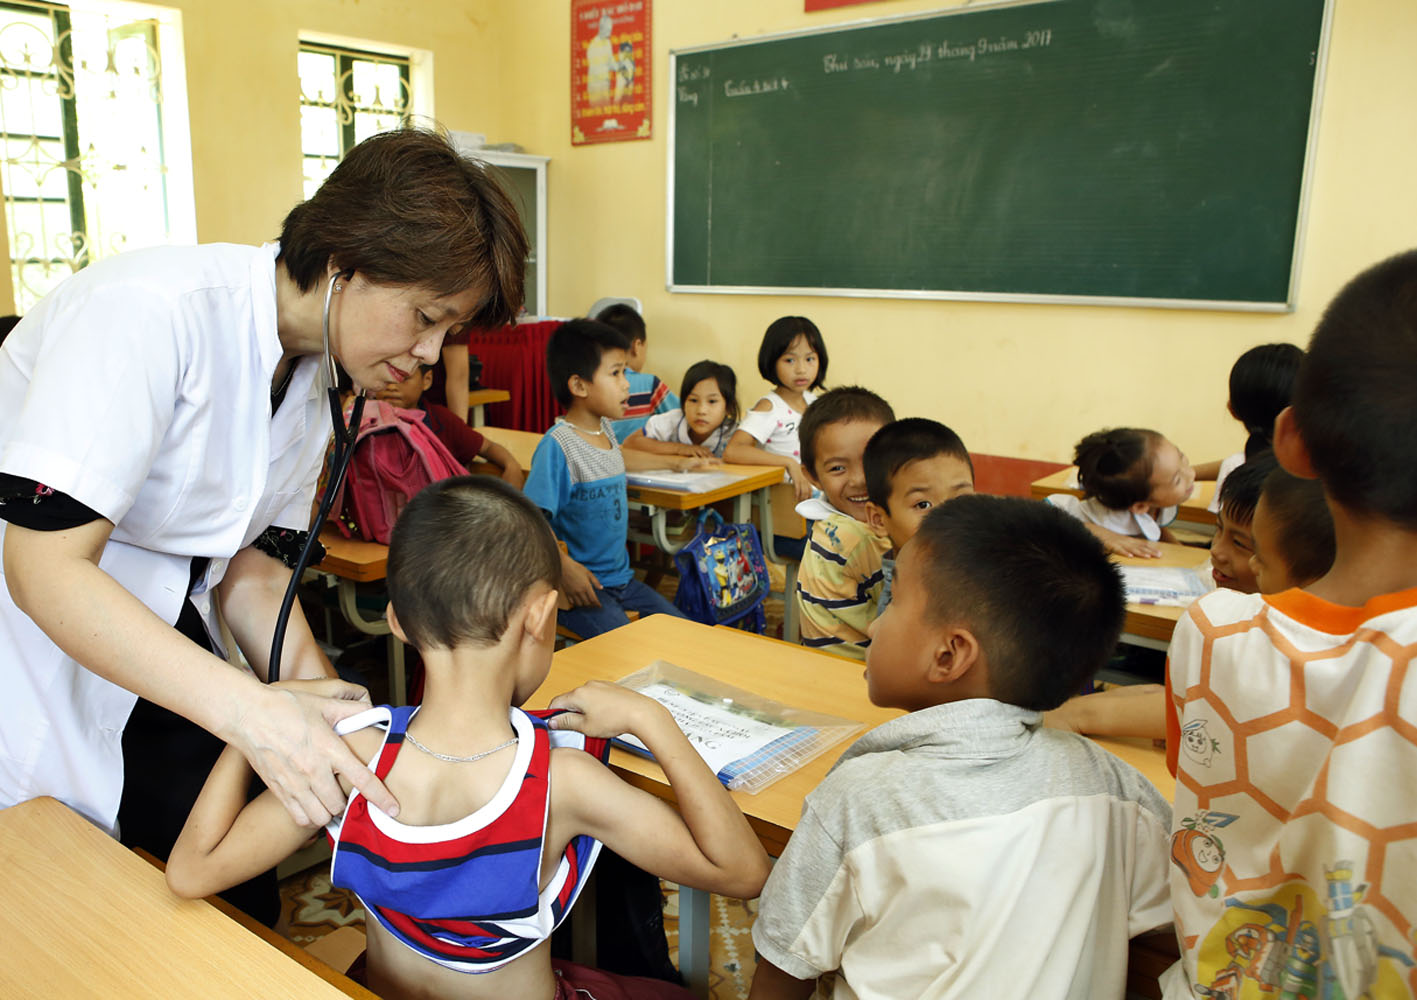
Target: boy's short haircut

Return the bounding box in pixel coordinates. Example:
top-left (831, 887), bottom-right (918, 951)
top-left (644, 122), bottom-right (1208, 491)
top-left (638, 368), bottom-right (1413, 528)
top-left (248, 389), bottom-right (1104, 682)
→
top-left (679, 359), bottom-right (740, 425)
top-left (1293, 249), bottom-right (1417, 529)
top-left (757, 316), bottom-right (829, 387)
top-left (1074, 427), bottom-right (1161, 510)
top-left (387, 476), bottom-right (560, 650)
top-left (546, 318), bottom-right (631, 408)
top-left (594, 303), bottom-right (646, 344)
top-left (1229, 343), bottom-right (1304, 458)
top-left (911, 495), bottom-right (1125, 711)
top-left (864, 418), bottom-right (974, 509)
top-left (798, 386), bottom-right (895, 477)
top-left (1261, 467), bottom-right (1336, 586)
top-left (1217, 450), bottom-right (1277, 526)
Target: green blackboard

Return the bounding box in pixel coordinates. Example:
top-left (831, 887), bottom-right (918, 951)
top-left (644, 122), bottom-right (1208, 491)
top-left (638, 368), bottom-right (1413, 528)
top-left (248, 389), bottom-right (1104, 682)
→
top-left (669, 0), bottom-right (1330, 309)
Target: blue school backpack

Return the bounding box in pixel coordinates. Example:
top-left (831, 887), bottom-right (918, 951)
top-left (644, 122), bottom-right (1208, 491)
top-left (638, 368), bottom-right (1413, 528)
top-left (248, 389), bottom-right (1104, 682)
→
top-left (673, 510), bottom-right (770, 634)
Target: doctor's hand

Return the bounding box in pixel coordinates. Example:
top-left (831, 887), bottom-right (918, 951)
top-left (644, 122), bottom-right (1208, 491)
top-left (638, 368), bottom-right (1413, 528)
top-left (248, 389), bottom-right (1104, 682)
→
top-left (227, 681), bottom-right (399, 828)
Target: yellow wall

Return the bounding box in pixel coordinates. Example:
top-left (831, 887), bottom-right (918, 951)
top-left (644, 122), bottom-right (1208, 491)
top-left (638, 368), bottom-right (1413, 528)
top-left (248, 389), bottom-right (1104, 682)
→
top-left (493, 0), bottom-right (1417, 463)
top-left (175, 0), bottom-right (506, 246)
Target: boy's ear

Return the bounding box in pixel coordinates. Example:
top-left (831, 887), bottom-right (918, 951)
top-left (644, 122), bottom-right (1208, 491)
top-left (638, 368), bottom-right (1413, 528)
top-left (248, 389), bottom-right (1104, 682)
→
top-left (567, 374), bottom-right (590, 400)
top-left (926, 624), bottom-right (982, 685)
top-left (1272, 406), bottom-right (1318, 479)
top-left (1128, 499), bottom-right (1152, 516)
top-left (420, 368), bottom-right (434, 391)
top-left (864, 500), bottom-right (891, 538)
top-left (523, 586), bottom-right (560, 643)
top-left (385, 603), bottom-right (408, 644)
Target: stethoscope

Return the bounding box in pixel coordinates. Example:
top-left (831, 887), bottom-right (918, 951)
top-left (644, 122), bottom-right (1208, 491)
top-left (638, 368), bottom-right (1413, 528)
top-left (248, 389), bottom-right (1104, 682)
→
top-left (268, 269), bottom-right (365, 684)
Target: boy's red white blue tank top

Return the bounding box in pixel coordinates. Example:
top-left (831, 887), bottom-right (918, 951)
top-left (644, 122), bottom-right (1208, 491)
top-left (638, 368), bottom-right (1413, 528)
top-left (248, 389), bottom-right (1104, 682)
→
top-left (327, 704), bottom-right (611, 973)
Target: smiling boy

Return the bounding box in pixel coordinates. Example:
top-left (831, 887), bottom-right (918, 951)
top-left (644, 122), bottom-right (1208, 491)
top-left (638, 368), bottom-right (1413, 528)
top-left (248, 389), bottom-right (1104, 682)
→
top-left (862, 418), bottom-right (976, 612)
top-left (793, 387), bottom-right (895, 660)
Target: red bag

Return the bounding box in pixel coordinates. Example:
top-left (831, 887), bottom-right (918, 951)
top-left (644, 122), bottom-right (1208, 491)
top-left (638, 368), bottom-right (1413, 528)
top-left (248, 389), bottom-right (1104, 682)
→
top-left (330, 400), bottom-right (467, 544)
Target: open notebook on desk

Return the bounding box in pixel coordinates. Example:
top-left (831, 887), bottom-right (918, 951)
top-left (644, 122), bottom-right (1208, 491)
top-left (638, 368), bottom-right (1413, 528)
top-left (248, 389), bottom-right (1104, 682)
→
top-left (612, 661), bottom-right (862, 793)
top-left (1120, 564), bottom-right (1214, 607)
top-left (625, 469), bottom-right (748, 492)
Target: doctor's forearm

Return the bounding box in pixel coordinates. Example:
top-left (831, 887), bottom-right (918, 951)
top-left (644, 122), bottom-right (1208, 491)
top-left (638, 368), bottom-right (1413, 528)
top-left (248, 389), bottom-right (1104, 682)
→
top-left (218, 546), bottom-right (333, 683)
top-left (3, 522), bottom-right (265, 739)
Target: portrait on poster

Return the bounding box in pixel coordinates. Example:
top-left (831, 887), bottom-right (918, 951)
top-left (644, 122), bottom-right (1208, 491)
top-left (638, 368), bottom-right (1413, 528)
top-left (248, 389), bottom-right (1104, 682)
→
top-left (571, 0), bottom-right (652, 145)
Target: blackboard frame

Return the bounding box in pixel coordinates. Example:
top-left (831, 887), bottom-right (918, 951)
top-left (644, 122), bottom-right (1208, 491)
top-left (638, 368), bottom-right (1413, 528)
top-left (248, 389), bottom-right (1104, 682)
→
top-left (665, 0), bottom-right (1335, 312)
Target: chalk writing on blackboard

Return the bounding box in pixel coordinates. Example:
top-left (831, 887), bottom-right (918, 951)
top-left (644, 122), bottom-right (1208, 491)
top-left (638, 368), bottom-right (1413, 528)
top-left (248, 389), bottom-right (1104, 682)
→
top-left (824, 27), bottom-right (1055, 76)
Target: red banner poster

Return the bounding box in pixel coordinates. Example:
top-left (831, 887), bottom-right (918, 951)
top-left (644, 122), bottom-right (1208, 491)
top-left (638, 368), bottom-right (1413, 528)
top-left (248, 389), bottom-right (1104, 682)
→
top-left (571, 0), bottom-right (652, 145)
top-left (805, 0), bottom-right (889, 10)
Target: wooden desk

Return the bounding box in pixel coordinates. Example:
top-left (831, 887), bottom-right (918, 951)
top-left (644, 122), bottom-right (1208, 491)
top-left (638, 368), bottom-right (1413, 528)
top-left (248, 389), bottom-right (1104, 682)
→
top-left (466, 387), bottom-right (511, 427)
top-left (1115, 541), bottom-right (1212, 651)
top-left (1031, 466), bottom-right (1217, 526)
top-left (0, 797), bottom-right (373, 999)
top-left (529, 615), bottom-right (1172, 994)
top-left (479, 425), bottom-right (540, 470)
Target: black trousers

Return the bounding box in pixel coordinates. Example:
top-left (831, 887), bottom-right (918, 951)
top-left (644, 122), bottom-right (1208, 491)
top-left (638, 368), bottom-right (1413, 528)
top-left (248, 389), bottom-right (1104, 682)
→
top-left (118, 695), bottom-right (280, 927)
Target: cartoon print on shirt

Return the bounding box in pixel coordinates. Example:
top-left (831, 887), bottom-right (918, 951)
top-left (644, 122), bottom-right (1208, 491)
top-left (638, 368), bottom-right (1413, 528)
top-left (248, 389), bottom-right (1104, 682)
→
top-left (1181, 718), bottom-right (1222, 767)
top-left (1172, 811), bottom-right (1237, 898)
top-left (1192, 876), bottom-right (1416, 999)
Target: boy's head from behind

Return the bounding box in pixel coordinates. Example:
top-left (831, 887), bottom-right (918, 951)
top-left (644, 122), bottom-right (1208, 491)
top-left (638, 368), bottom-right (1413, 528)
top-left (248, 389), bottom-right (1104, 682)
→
top-left (1074, 427), bottom-right (1195, 512)
top-left (798, 386), bottom-right (895, 523)
top-left (1228, 343), bottom-right (1303, 458)
top-left (863, 418), bottom-right (976, 550)
top-left (375, 362), bottom-right (433, 410)
top-left (1283, 249), bottom-right (1417, 530)
top-left (595, 303), bottom-right (647, 369)
top-left (547, 318), bottom-right (631, 415)
top-left (1209, 451), bottom-right (1276, 594)
top-left (866, 495), bottom-right (1124, 713)
top-left (387, 476), bottom-right (561, 671)
top-left (1251, 467), bottom-right (1336, 594)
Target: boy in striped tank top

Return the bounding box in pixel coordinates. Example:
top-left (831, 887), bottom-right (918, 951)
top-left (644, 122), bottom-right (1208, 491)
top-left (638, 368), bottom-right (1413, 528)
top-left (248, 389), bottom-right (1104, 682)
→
top-left (1163, 251), bottom-right (1417, 999)
top-left (167, 477), bottom-right (769, 1000)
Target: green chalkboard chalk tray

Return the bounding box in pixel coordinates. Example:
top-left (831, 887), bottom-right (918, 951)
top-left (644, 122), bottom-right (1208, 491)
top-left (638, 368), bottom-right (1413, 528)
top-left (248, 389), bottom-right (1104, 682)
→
top-left (668, 0), bottom-right (1332, 310)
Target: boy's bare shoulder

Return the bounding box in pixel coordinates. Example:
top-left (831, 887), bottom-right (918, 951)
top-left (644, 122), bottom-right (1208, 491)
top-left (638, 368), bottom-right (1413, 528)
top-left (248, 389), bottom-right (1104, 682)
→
top-left (750, 397), bottom-right (774, 412)
top-left (334, 723), bottom-right (387, 797)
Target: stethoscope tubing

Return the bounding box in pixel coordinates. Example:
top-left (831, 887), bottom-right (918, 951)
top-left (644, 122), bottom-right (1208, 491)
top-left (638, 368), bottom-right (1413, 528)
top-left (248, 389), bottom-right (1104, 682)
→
top-left (267, 269), bottom-right (364, 684)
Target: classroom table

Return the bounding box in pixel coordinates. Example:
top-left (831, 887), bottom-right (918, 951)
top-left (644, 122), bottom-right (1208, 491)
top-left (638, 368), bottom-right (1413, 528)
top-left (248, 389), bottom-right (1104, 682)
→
top-left (1115, 541), bottom-right (1212, 652)
top-left (0, 796), bottom-right (374, 999)
top-left (484, 425), bottom-right (786, 554)
top-left (528, 614), bottom-right (1173, 996)
top-left (1031, 466), bottom-right (1218, 526)
top-left (466, 386), bottom-right (511, 426)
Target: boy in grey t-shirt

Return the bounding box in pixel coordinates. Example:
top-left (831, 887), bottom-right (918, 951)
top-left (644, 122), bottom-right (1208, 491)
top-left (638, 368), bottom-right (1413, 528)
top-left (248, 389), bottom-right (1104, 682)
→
top-left (749, 496), bottom-right (1172, 1000)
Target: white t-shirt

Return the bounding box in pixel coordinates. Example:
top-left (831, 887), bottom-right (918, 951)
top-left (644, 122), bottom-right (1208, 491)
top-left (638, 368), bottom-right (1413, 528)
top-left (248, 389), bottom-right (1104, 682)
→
top-left (641, 408), bottom-right (736, 458)
top-left (1207, 451), bottom-right (1245, 514)
top-left (0, 242), bottom-right (330, 833)
top-left (1046, 493), bottom-right (1177, 541)
top-left (736, 389), bottom-right (817, 460)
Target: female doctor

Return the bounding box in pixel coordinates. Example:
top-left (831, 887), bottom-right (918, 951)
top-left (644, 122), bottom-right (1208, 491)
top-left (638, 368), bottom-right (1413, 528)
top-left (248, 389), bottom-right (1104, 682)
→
top-left (0, 128), bottom-right (527, 919)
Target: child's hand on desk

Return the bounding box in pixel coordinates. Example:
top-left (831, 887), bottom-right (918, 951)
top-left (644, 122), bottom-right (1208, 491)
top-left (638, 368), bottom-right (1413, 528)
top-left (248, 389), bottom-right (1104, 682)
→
top-left (786, 459), bottom-right (812, 502)
top-left (548, 680), bottom-right (665, 740)
top-left (680, 443), bottom-right (716, 459)
top-left (559, 553), bottom-right (602, 608)
top-left (1097, 528), bottom-right (1161, 559)
top-left (674, 455), bottom-right (722, 471)
top-left (499, 461), bottom-right (526, 490)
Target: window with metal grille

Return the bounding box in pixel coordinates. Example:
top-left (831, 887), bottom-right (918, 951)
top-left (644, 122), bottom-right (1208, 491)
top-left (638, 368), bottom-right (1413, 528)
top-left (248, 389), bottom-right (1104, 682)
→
top-left (0, 0), bottom-right (193, 311)
top-left (298, 42), bottom-right (410, 200)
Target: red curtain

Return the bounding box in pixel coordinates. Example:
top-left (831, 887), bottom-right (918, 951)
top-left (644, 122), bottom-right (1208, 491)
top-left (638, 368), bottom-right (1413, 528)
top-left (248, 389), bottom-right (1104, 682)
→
top-left (469, 319), bottom-right (564, 432)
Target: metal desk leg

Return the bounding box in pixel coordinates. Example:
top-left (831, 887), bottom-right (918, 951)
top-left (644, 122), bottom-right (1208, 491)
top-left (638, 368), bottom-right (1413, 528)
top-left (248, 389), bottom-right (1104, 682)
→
top-left (649, 506), bottom-right (691, 555)
top-left (332, 576), bottom-right (407, 707)
top-left (678, 884), bottom-right (711, 998)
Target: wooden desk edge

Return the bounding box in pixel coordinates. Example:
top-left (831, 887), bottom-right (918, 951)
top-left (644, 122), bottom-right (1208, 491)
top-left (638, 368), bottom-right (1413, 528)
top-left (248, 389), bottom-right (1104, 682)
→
top-left (134, 847), bottom-right (379, 1000)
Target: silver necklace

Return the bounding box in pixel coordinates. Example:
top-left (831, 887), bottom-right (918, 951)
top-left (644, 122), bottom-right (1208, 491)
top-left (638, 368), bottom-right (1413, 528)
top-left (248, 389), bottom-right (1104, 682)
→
top-left (563, 418), bottom-right (605, 436)
top-left (403, 729), bottom-right (517, 763)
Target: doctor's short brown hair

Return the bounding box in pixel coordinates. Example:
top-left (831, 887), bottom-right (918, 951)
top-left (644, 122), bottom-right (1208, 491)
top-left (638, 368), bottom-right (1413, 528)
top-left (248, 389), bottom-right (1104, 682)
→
top-left (386, 477), bottom-right (560, 650)
top-left (278, 127), bottom-right (528, 330)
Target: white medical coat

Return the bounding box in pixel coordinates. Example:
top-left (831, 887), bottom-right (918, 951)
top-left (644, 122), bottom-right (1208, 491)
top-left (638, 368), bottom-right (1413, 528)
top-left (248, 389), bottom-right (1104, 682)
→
top-left (0, 243), bottom-right (331, 834)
